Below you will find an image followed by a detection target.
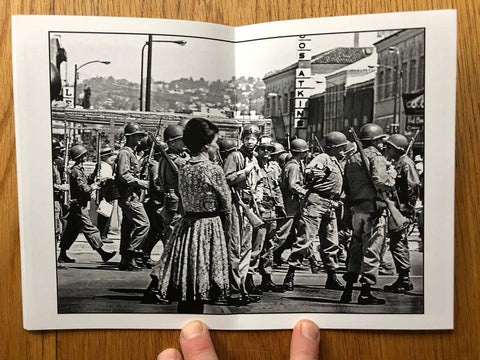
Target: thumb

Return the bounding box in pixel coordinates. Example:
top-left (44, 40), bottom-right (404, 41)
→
top-left (290, 320), bottom-right (320, 360)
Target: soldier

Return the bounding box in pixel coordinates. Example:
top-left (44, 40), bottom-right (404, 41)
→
top-left (223, 124), bottom-right (263, 305)
top-left (52, 139), bottom-right (69, 242)
top-left (270, 142), bottom-right (286, 180)
top-left (156, 124), bottom-right (190, 234)
top-left (279, 139), bottom-right (309, 290)
top-left (249, 136), bottom-right (286, 292)
top-left (383, 134), bottom-right (420, 293)
top-left (285, 132), bottom-right (348, 291)
top-left (340, 123), bottom-right (396, 305)
top-left (142, 125), bottom-right (190, 302)
top-left (116, 123), bottom-right (150, 271)
top-left (57, 145), bottom-right (116, 264)
top-left (96, 147), bottom-right (116, 243)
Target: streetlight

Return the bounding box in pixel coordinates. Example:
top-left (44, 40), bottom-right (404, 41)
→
top-left (140, 37), bottom-right (187, 111)
top-left (73, 60), bottom-right (110, 108)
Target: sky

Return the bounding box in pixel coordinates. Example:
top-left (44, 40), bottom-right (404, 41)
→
top-left (52, 30), bottom-right (386, 85)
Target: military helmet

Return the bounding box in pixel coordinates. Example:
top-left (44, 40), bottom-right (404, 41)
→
top-left (52, 138), bottom-right (64, 151)
top-left (258, 136), bottom-right (276, 151)
top-left (164, 124), bottom-right (184, 142)
top-left (324, 131), bottom-right (348, 148)
top-left (271, 142), bottom-right (286, 155)
top-left (153, 138), bottom-right (168, 154)
top-left (278, 152), bottom-right (292, 166)
top-left (100, 147), bottom-right (113, 157)
top-left (359, 123), bottom-right (388, 141)
top-left (241, 124), bottom-right (261, 140)
top-left (138, 136), bottom-right (152, 152)
top-left (177, 118), bottom-right (190, 129)
top-left (290, 138), bottom-right (309, 153)
top-left (218, 138), bottom-right (240, 153)
top-left (124, 122), bottom-right (146, 137)
top-left (70, 144), bottom-right (88, 160)
top-left (386, 134), bottom-right (409, 152)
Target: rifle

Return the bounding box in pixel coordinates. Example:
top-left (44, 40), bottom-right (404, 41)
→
top-left (314, 135), bottom-right (324, 153)
top-left (139, 121), bottom-right (162, 202)
top-left (216, 149), bottom-right (265, 230)
top-left (405, 129), bottom-right (420, 156)
top-left (348, 127), bottom-right (409, 232)
top-left (95, 131), bottom-right (102, 204)
top-left (285, 132), bottom-right (291, 152)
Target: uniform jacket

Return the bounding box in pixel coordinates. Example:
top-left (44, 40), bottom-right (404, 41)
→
top-left (344, 146), bottom-right (396, 212)
top-left (280, 158), bottom-right (306, 216)
top-left (304, 153), bottom-right (343, 197)
top-left (254, 159), bottom-right (285, 214)
top-left (394, 154), bottom-right (420, 210)
top-left (69, 163), bottom-right (96, 207)
top-left (115, 146), bottom-right (144, 199)
top-left (223, 146), bottom-right (260, 202)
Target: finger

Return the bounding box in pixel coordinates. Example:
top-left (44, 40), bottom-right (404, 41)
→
top-left (157, 348), bottom-right (183, 360)
top-left (289, 320), bottom-right (320, 360)
top-left (179, 320), bottom-right (218, 360)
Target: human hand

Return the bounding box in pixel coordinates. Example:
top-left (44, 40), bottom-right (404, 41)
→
top-left (157, 319), bottom-right (320, 360)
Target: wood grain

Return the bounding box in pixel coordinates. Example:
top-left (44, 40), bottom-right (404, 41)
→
top-left (3, 0), bottom-right (478, 359)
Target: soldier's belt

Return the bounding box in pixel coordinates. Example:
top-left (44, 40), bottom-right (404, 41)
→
top-left (310, 190), bottom-right (340, 201)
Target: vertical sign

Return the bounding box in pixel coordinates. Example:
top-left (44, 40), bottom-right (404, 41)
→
top-left (63, 86), bottom-right (74, 108)
top-left (295, 35), bottom-right (313, 129)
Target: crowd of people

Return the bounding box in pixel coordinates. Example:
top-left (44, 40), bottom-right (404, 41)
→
top-left (52, 117), bottom-right (423, 313)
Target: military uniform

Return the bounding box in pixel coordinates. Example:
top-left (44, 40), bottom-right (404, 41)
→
top-left (58, 163), bottom-right (109, 261)
top-left (289, 153), bottom-right (343, 273)
top-left (344, 147), bottom-right (396, 283)
top-left (250, 158), bottom-right (286, 285)
top-left (116, 145), bottom-right (150, 266)
top-left (53, 161), bottom-right (65, 241)
top-left (384, 154), bottom-right (420, 291)
top-left (224, 146), bottom-right (263, 297)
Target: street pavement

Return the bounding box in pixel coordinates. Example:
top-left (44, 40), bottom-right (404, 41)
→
top-left (57, 232), bottom-right (423, 315)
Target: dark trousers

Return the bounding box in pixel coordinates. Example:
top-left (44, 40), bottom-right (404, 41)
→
top-left (142, 201), bottom-right (165, 256)
top-left (97, 213), bottom-right (111, 239)
top-left (119, 197), bottom-right (150, 256)
top-left (59, 204), bottom-right (103, 251)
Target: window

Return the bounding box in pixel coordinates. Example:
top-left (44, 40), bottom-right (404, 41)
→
top-left (418, 56), bottom-right (425, 89)
top-left (283, 93), bottom-right (288, 113)
top-left (409, 60), bottom-right (417, 91)
top-left (402, 62), bottom-right (408, 92)
top-left (385, 69), bottom-right (392, 98)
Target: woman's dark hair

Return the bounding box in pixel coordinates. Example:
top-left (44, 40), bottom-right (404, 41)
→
top-left (183, 118), bottom-right (219, 154)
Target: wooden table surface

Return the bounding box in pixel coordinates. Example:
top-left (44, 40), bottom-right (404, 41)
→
top-left (2, 1), bottom-right (478, 359)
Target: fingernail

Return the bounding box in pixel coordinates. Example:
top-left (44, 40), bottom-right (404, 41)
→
top-left (181, 320), bottom-right (205, 340)
top-left (157, 348), bottom-right (182, 360)
top-left (301, 320), bottom-right (320, 342)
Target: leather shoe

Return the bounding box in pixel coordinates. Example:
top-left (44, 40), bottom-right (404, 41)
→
top-left (101, 250), bottom-right (117, 263)
top-left (246, 275), bottom-right (263, 295)
top-left (357, 294), bottom-right (386, 305)
top-left (384, 278), bottom-right (414, 293)
top-left (260, 280), bottom-right (285, 293)
top-left (283, 272), bottom-right (295, 291)
top-left (141, 290), bottom-right (171, 304)
top-left (325, 274), bottom-right (345, 290)
top-left (339, 290), bottom-right (352, 304)
top-left (119, 257), bottom-right (142, 271)
top-left (58, 253), bottom-right (75, 263)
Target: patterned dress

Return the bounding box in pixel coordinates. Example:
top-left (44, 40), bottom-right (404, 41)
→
top-left (158, 155), bottom-right (232, 302)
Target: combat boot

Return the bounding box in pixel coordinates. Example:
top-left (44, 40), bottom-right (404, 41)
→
top-left (97, 247), bottom-right (117, 263)
top-left (119, 252), bottom-right (141, 271)
top-left (309, 258), bottom-right (322, 274)
top-left (325, 272), bottom-right (345, 290)
top-left (357, 284), bottom-right (386, 305)
top-left (339, 281), bottom-right (354, 303)
top-left (384, 274), bottom-right (414, 293)
top-left (283, 266), bottom-right (296, 291)
top-left (260, 274), bottom-right (285, 293)
top-left (245, 273), bottom-right (263, 295)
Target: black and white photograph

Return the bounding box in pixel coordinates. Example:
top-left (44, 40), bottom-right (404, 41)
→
top-left (12, 11), bottom-right (456, 330)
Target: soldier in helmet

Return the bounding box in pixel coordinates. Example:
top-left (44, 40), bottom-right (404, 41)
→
top-left (278, 138), bottom-right (309, 290)
top-left (284, 132), bottom-right (348, 292)
top-left (248, 136), bottom-right (286, 292)
top-left (52, 139), bottom-right (69, 242)
top-left (340, 123), bottom-right (396, 305)
top-left (382, 134), bottom-right (420, 293)
top-left (116, 123), bottom-right (150, 271)
top-left (156, 124), bottom-right (190, 234)
top-left (278, 151), bottom-right (292, 169)
top-left (223, 124), bottom-right (263, 305)
top-left (57, 144), bottom-right (117, 264)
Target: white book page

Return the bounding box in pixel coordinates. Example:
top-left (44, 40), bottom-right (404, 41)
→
top-left (12, 10), bottom-right (456, 330)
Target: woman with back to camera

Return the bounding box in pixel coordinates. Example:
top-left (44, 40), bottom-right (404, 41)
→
top-left (157, 118), bottom-right (231, 314)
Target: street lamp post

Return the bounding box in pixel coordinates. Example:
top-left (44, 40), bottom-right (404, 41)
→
top-left (140, 37), bottom-right (187, 112)
top-left (73, 60), bottom-right (110, 108)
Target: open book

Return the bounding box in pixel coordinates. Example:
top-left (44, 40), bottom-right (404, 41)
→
top-left (12, 10), bottom-right (456, 330)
